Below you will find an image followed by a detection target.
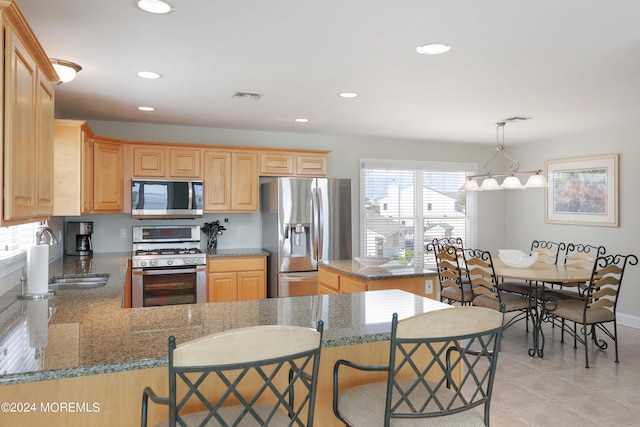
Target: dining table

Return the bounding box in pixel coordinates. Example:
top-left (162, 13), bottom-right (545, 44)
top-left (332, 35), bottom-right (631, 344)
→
top-left (492, 259), bottom-right (593, 358)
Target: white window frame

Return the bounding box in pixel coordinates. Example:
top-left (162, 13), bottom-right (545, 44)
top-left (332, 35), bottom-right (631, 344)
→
top-left (360, 159), bottom-right (477, 266)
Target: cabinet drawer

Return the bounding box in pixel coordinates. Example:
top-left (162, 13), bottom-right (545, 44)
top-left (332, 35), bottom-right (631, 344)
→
top-left (318, 267), bottom-right (340, 291)
top-left (340, 276), bottom-right (367, 293)
top-left (207, 256), bottom-right (265, 273)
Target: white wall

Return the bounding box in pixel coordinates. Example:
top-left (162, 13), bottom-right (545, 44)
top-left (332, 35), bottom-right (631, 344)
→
top-left (503, 122), bottom-right (640, 326)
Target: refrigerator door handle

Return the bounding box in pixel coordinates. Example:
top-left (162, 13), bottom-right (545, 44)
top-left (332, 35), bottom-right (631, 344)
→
top-left (311, 187), bottom-right (318, 262)
top-left (316, 187), bottom-right (324, 259)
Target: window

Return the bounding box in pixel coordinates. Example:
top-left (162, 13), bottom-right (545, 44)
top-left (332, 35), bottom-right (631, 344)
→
top-left (360, 159), bottom-right (477, 266)
top-left (0, 221), bottom-right (41, 262)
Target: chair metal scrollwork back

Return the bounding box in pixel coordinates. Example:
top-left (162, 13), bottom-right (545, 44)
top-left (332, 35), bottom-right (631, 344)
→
top-left (141, 322), bottom-right (324, 426)
top-left (542, 254), bottom-right (637, 368)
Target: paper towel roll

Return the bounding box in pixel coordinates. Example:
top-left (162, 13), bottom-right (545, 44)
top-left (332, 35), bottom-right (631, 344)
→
top-left (27, 245), bottom-right (49, 295)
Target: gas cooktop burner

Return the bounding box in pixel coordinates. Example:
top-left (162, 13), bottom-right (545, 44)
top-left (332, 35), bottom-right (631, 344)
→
top-left (135, 248), bottom-right (203, 256)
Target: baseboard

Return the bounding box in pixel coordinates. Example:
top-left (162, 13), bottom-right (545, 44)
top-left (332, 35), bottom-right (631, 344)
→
top-left (617, 312), bottom-right (640, 329)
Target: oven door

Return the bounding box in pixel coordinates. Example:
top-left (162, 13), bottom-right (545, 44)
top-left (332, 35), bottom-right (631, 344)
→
top-left (132, 265), bottom-right (206, 308)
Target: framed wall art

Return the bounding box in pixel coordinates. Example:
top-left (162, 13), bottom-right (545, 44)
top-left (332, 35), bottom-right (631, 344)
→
top-left (545, 154), bottom-right (619, 227)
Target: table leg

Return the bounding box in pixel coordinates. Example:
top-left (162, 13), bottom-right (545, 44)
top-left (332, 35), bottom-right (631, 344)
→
top-left (528, 281), bottom-right (545, 358)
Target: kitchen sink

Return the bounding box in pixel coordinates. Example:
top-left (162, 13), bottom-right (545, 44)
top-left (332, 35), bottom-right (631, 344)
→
top-left (48, 275), bottom-right (109, 291)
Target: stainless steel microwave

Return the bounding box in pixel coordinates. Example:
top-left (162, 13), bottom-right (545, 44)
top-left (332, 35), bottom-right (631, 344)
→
top-left (131, 179), bottom-right (203, 219)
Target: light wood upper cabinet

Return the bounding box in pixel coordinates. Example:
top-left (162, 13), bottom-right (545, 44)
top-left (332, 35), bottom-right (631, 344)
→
top-left (203, 149), bottom-right (258, 213)
top-left (93, 138), bottom-right (124, 213)
top-left (133, 146), bottom-right (165, 177)
top-left (35, 74), bottom-right (55, 217)
top-left (296, 154), bottom-right (327, 176)
top-left (169, 148), bottom-right (201, 178)
top-left (231, 152), bottom-right (259, 211)
top-left (203, 150), bottom-right (231, 211)
top-left (259, 151), bottom-right (328, 177)
top-left (260, 152), bottom-right (294, 176)
top-left (53, 120), bottom-right (94, 216)
top-left (132, 144), bottom-right (202, 179)
top-left (2, 4), bottom-right (58, 224)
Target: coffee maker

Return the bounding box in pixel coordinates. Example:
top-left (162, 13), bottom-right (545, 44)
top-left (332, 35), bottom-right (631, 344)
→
top-left (65, 222), bottom-right (93, 256)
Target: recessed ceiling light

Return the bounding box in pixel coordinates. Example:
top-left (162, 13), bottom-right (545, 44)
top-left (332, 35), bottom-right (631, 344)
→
top-left (294, 118), bottom-right (309, 123)
top-left (339, 92), bottom-right (359, 98)
top-left (135, 0), bottom-right (175, 15)
top-left (416, 43), bottom-right (450, 55)
top-left (138, 106), bottom-right (155, 112)
top-left (136, 71), bottom-right (162, 79)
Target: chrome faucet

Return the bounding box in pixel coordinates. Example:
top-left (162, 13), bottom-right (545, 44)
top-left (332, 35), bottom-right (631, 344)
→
top-left (36, 225), bottom-right (59, 246)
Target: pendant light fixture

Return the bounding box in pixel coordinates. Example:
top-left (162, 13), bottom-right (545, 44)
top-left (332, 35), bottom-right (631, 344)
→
top-left (460, 119), bottom-right (548, 191)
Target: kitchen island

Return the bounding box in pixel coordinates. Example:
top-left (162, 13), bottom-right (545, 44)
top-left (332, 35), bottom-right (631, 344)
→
top-left (0, 253), bottom-right (450, 426)
top-left (319, 259), bottom-right (438, 299)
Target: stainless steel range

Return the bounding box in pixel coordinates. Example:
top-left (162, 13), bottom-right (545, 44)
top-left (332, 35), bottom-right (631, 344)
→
top-left (131, 225), bottom-right (206, 308)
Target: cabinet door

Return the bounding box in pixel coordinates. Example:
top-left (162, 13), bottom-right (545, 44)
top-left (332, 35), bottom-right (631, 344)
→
top-left (81, 132), bottom-right (94, 214)
top-left (231, 152), bottom-right (259, 211)
top-left (169, 148), bottom-right (201, 178)
top-left (4, 28), bottom-right (37, 220)
top-left (93, 139), bottom-right (124, 212)
top-left (296, 154), bottom-right (327, 176)
top-left (35, 72), bottom-right (55, 216)
top-left (237, 271), bottom-right (266, 301)
top-left (133, 146), bottom-right (165, 177)
top-left (203, 150), bottom-right (231, 211)
top-left (260, 152), bottom-right (294, 176)
top-left (208, 272), bottom-right (237, 302)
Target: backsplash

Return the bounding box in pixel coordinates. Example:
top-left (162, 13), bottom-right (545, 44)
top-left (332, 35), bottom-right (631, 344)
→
top-left (57, 213), bottom-right (262, 253)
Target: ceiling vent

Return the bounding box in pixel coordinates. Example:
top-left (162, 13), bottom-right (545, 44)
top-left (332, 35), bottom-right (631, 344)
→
top-left (232, 91), bottom-right (263, 100)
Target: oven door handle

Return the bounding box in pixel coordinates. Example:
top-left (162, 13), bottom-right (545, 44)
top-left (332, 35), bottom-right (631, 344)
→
top-left (132, 266), bottom-right (205, 276)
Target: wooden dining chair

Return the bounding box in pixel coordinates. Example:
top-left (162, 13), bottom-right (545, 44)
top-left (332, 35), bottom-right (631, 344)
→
top-left (542, 254), bottom-right (637, 368)
top-left (464, 248), bottom-right (530, 332)
top-left (333, 306), bottom-right (504, 427)
top-left (429, 244), bottom-right (474, 306)
top-left (141, 322), bottom-right (324, 426)
top-left (545, 243), bottom-right (606, 300)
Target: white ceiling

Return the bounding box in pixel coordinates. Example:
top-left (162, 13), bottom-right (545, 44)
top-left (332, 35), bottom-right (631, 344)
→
top-left (17, 0), bottom-right (640, 145)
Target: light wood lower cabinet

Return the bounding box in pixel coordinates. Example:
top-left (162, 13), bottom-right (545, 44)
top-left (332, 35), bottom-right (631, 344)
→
top-left (207, 256), bottom-right (266, 302)
top-left (318, 265), bottom-right (437, 299)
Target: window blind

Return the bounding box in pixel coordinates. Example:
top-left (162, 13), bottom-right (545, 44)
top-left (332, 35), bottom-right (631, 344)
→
top-left (0, 222), bottom-right (41, 261)
top-left (360, 159), bottom-right (477, 266)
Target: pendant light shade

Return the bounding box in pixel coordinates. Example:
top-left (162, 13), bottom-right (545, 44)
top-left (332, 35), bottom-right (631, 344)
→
top-left (479, 177), bottom-right (500, 190)
top-left (525, 173), bottom-right (548, 188)
top-left (501, 176), bottom-right (525, 189)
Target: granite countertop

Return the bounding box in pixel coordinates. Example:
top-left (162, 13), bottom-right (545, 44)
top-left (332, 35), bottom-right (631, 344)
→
top-left (0, 252), bottom-right (447, 385)
top-left (207, 248), bottom-right (269, 258)
top-left (320, 259), bottom-right (437, 280)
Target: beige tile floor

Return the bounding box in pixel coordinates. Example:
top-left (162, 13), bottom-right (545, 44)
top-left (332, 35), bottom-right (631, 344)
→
top-left (489, 315), bottom-right (640, 427)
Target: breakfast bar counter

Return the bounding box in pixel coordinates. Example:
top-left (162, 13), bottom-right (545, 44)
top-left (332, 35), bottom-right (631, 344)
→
top-left (0, 254), bottom-right (450, 426)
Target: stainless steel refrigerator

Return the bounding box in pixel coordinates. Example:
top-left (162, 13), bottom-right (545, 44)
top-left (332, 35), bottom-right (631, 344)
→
top-left (261, 178), bottom-right (352, 297)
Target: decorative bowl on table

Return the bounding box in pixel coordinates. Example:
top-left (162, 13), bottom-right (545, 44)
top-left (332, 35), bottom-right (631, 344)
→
top-left (354, 256), bottom-right (391, 267)
top-left (498, 249), bottom-right (539, 268)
